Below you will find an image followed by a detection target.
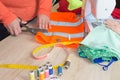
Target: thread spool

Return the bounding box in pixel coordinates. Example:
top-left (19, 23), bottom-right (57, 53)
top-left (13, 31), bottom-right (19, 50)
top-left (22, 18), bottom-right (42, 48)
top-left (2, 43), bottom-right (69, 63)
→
top-left (37, 66), bottom-right (42, 77)
top-left (46, 62), bottom-right (51, 67)
top-left (57, 66), bottom-right (63, 76)
top-left (42, 64), bottom-right (47, 70)
top-left (40, 69), bottom-right (44, 80)
top-left (50, 77), bottom-right (60, 80)
top-left (29, 71), bottom-right (35, 80)
top-left (44, 66), bottom-right (49, 78)
top-left (49, 65), bottom-right (53, 76)
top-left (64, 60), bottom-right (71, 69)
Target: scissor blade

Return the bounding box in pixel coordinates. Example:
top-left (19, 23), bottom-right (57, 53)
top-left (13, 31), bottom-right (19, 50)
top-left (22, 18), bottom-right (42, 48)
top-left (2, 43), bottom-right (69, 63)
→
top-left (21, 24), bottom-right (48, 34)
top-left (29, 28), bottom-right (48, 35)
top-left (33, 28), bottom-right (48, 33)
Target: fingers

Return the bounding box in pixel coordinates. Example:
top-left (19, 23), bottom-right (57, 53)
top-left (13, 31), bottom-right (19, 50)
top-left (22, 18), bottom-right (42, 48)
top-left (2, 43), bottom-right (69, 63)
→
top-left (104, 19), bottom-right (119, 25)
top-left (104, 19), bottom-right (120, 28)
top-left (6, 18), bottom-right (22, 36)
top-left (6, 25), bottom-right (21, 36)
top-left (21, 21), bottom-right (27, 24)
top-left (38, 18), bottom-right (43, 29)
top-left (38, 14), bottom-right (51, 30)
top-left (104, 19), bottom-right (120, 35)
top-left (48, 21), bottom-right (51, 29)
top-left (44, 20), bottom-right (48, 29)
top-left (6, 27), bottom-right (13, 35)
top-left (14, 26), bottom-right (21, 36)
top-left (39, 19), bottom-right (49, 29)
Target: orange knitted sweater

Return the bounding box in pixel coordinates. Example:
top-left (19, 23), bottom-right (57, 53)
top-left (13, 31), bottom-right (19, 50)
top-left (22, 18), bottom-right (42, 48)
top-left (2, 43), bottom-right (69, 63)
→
top-left (0, 0), bottom-right (52, 26)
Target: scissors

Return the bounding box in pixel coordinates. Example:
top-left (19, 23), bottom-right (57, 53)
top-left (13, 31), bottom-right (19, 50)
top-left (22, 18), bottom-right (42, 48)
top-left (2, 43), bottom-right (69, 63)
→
top-left (20, 22), bottom-right (48, 35)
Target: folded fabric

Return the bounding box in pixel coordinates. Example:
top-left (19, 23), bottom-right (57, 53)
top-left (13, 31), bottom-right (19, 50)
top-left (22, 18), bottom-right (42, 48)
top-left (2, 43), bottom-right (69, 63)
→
top-left (67, 0), bottom-right (83, 11)
top-left (78, 45), bottom-right (119, 63)
top-left (112, 8), bottom-right (120, 19)
top-left (57, 0), bottom-right (82, 14)
top-left (78, 24), bottom-right (120, 70)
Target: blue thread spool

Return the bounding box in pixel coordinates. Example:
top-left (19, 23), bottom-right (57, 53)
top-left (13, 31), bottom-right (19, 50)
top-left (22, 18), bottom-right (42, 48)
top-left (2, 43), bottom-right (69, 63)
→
top-left (58, 66), bottom-right (63, 76)
top-left (49, 65), bottom-right (53, 76)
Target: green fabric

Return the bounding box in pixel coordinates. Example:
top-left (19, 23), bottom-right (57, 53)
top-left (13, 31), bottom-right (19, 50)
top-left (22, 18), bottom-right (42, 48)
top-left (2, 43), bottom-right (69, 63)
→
top-left (78, 45), bottom-right (119, 63)
top-left (67, 0), bottom-right (83, 11)
top-left (78, 24), bottom-right (120, 63)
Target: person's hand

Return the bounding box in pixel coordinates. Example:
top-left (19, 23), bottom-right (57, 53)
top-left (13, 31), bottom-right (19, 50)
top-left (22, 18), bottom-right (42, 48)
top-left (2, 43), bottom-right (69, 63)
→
top-left (104, 19), bottom-right (120, 34)
top-left (37, 14), bottom-right (51, 29)
top-left (5, 18), bottom-right (21, 36)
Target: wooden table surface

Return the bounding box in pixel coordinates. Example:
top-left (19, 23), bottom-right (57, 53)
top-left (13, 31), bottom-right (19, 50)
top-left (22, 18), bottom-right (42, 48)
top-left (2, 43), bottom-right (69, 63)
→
top-left (0, 28), bottom-right (120, 80)
top-left (0, 4), bottom-right (120, 80)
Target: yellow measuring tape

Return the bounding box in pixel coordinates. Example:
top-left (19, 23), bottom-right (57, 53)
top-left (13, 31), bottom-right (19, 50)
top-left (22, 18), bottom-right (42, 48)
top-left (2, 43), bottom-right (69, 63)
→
top-left (0, 63), bottom-right (64, 70)
top-left (33, 41), bottom-right (80, 54)
top-left (0, 64), bottom-right (38, 70)
top-left (32, 41), bottom-right (79, 60)
top-left (0, 41), bottom-right (80, 70)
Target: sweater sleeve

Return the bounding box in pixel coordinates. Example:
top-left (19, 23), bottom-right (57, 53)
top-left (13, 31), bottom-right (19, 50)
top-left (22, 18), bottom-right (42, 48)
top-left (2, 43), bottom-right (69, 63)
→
top-left (37, 0), bottom-right (52, 17)
top-left (0, 1), bottom-right (17, 26)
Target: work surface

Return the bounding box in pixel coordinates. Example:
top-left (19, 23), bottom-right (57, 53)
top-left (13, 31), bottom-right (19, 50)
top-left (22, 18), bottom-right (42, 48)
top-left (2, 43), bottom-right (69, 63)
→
top-left (0, 5), bottom-right (120, 80)
top-left (0, 30), bottom-right (120, 80)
